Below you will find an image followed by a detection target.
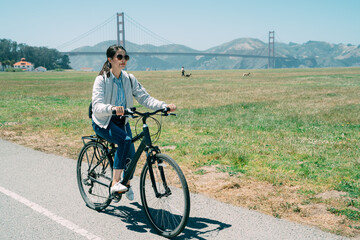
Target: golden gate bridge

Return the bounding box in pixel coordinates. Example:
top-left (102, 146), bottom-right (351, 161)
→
top-left (57, 12), bottom-right (295, 69)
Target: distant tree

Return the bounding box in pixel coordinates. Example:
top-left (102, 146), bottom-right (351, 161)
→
top-left (0, 39), bottom-right (12, 61)
top-left (3, 60), bottom-right (12, 69)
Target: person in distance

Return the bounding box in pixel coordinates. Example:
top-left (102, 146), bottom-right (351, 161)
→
top-left (91, 44), bottom-right (176, 201)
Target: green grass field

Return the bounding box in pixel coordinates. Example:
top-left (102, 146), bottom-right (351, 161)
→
top-left (1, 68), bottom-right (360, 234)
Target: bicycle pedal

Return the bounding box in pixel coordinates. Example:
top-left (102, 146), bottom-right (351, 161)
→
top-left (112, 193), bottom-right (122, 203)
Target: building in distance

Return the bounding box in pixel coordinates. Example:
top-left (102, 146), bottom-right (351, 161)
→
top-left (13, 58), bottom-right (34, 71)
top-left (35, 66), bottom-right (47, 72)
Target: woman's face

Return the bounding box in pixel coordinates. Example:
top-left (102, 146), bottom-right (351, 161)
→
top-left (109, 49), bottom-right (128, 71)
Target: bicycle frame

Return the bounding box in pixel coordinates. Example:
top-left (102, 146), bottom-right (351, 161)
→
top-left (120, 111), bottom-right (167, 198)
top-left (121, 134), bottom-right (146, 185)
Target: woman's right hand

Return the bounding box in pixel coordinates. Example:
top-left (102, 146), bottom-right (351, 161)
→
top-left (167, 104), bottom-right (177, 112)
top-left (112, 106), bottom-right (124, 116)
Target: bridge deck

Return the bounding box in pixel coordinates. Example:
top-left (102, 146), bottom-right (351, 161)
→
top-left (61, 51), bottom-right (293, 60)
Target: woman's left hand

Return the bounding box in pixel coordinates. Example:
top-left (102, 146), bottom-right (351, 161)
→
top-left (112, 106), bottom-right (124, 116)
top-left (167, 104), bottom-right (177, 112)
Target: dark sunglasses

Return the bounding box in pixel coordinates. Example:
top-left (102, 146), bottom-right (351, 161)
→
top-left (116, 54), bottom-right (130, 61)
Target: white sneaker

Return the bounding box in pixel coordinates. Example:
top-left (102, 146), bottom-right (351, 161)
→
top-left (110, 181), bottom-right (128, 194)
top-left (126, 186), bottom-right (134, 201)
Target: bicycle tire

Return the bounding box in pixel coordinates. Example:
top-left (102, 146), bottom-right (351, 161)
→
top-left (140, 153), bottom-right (190, 238)
top-left (77, 141), bottom-right (113, 211)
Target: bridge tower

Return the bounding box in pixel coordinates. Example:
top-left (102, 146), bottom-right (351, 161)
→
top-left (268, 31), bottom-right (275, 69)
top-left (117, 12), bottom-right (125, 48)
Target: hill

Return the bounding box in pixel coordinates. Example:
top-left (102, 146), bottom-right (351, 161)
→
top-left (68, 38), bottom-right (360, 71)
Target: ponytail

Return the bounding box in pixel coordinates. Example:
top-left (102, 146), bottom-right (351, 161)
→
top-left (98, 60), bottom-right (111, 77)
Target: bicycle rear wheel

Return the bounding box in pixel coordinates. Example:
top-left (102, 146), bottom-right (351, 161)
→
top-left (77, 141), bottom-right (113, 211)
top-left (140, 153), bottom-right (190, 238)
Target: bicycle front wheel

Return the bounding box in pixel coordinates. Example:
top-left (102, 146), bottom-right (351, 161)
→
top-left (140, 153), bottom-right (190, 238)
top-left (77, 141), bottom-right (113, 211)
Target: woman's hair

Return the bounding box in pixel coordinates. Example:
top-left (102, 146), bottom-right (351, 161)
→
top-left (98, 44), bottom-right (127, 77)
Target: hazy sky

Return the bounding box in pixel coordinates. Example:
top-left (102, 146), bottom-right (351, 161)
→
top-left (1, 0), bottom-right (359, 51)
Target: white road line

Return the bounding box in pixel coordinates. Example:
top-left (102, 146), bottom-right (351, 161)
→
top-left (0, 185), bottom-right (102, 240)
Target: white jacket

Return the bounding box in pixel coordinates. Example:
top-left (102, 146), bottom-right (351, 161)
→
top-left (92, 70), bottom-right (167, 128)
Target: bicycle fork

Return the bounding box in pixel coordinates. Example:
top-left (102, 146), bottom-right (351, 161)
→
top-left (146, 148), bottom-right (172, 198)
top-left (143, 122), bottom-right (171, 198)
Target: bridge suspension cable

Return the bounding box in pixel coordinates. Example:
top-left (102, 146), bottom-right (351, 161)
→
top-left (56, 14), bottom-right (116, 51)
top-left (124, 14), bottom-right (174, 46)
top-left (56, 13), bottom-right (175, 52)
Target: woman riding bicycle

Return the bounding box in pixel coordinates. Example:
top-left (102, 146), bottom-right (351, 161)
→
top-left (91, 44), bottom-right (176, 201)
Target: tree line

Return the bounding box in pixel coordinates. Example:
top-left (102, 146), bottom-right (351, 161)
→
top-left (0, 39), bottom-right (71, 70)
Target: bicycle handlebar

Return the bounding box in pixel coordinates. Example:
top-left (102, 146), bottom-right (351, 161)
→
top-left (115, 107), bottom-right (176, 119)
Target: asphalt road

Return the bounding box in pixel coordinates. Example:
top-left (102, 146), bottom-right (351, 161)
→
top-left (0, 139), bottom-right (349, 240)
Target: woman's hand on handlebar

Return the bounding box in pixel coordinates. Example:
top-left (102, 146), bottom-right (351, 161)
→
top-left (112, 106), bottom-right (124, 116)
top-left (166, 104), bottom-right (177, 112)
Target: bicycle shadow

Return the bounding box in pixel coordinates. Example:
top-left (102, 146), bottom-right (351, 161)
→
top-left (102, 202), bottom-right (232, 239)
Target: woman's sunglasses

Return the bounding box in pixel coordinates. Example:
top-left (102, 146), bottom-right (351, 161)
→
top-left (116, 54), bottom-right (130, 61)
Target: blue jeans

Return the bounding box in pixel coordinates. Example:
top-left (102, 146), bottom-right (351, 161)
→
top-left (92, 121), bottom-right (135, 171)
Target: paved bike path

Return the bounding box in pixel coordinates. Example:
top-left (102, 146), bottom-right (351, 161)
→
top-left (0, 139), bottom-right (349, 240)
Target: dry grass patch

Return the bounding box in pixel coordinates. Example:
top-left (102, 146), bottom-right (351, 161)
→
top-left (183, 165), bottom-right (360, 237)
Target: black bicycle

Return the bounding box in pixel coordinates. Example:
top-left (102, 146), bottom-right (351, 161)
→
top-left (76, 107), bottom-right (190, 238)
